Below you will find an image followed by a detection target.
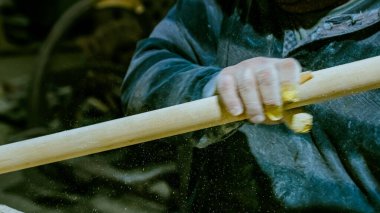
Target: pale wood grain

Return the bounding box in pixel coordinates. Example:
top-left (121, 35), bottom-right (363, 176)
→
top-left (0, 56), bottom-right (380, 174)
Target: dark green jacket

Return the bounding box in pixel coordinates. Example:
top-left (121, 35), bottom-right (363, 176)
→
top-left (122, 0), bottom-right (380, 211)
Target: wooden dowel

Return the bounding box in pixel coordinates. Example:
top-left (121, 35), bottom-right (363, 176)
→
top-left (1, 56), bottom-right (380, 174)
top-left (286, 56), bottom-right (380, 109)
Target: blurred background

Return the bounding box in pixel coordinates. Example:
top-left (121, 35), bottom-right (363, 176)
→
top-left (0, 0), bottom-right (179, 212)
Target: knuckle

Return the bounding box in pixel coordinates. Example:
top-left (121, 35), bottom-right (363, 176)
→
top-left (217, 74), bottom-right (233, 91)
top-left (279, 58), bottom-right (301, 73)
top-left (238, 83), bottom-right (251, 93)
top-left (240, 60), bottom-right (250, 67)
top-left (257, 69), bottom-right (275, 86)
top-left (260, 85), bottom-right (281, 104)
top-left (253, 57), bottom-right (267, 64)
top-left (242, 57), bottom-right (267, 67)
top-left (221, 67), bottom-right (233, 74)
top-left (284, 58), bottom-right (298, 65)
top-left (242, 69), bottom-right (255, 82)
top-left (238, 70), bottom-right (255, 91)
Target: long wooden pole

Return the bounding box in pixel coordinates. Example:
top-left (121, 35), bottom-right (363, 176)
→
top-left (1, 56), bottom-right (380, 174)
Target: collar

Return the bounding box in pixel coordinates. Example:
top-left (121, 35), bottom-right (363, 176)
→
top-left (282, 1), bottom-right (380, 56)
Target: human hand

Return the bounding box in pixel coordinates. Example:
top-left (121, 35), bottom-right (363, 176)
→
top-left (216, 57), bottom-right (302, 124)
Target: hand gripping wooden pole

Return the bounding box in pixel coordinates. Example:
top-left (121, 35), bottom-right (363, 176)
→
top-left (1, 56), bottom-right (380, 174)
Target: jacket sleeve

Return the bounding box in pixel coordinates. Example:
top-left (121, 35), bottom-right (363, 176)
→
top-left (121, 0), bottom-right (240, 148)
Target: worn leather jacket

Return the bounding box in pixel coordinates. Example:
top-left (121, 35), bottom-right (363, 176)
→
top-left (121, 0), bottom-right (380, 212)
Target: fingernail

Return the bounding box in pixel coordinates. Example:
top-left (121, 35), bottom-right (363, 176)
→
top-left (281, 83), bottom-right (299, 103)
top-left (230, 106), bottom-right (243, 116)
top-left (264, 105), bottom-right (283, 121)
top-left (251, 115), bottom-right (265, 123)
top-left (291, 113), bottom-right (313, 133)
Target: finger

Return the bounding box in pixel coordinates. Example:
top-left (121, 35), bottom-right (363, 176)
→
top-left (256, 66), bottom-right (283, 121)
top-left (236, 68), bottom-right (265, 123)
top-left (283, 108), bottom-right (313, 133)
top-left (275, 58), bottom-right (302, 103)
top-left (216, 73), bottom-right (244, 116)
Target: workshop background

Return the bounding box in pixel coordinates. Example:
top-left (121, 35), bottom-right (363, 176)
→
top-left (0, 0), bottom-right (179, 212)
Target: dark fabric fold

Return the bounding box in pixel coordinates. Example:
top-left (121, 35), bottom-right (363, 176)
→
top-left (121, 0), bottom-right (380, 211)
